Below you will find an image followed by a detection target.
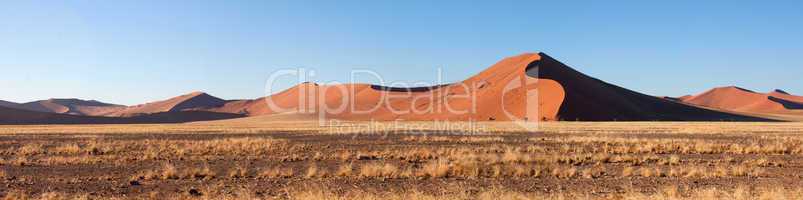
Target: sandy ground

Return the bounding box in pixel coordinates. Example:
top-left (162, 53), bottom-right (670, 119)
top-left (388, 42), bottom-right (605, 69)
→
top-left (1, 121), bottom-right (802, 199)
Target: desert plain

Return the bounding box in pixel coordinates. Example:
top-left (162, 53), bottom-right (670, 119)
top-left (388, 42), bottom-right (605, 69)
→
top-left (1, 120), bottom-right (802, 200)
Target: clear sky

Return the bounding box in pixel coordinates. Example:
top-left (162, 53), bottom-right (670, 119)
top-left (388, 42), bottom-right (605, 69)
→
top-left (1, 0), bottom-right (801, 105)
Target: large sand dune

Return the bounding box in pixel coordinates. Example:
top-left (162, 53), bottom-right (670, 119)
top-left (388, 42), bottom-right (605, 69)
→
top-left (204, 53), bottom-right (565, 121)
top-left (532, 54), bottom-right (766, 121)
top-left (211, 53), bottom-right (771, 122)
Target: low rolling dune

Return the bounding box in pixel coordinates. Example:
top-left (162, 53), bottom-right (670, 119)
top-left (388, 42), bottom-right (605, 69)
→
top-left (0, 105), bottom-right (243, 125)
top-left (18, 98), bottom-right (126, 116)
top-left (683, 86), bottom-right (803, 118)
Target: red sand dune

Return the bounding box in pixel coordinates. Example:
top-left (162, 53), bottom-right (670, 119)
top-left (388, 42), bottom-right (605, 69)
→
top-left (211, 53), bottom-right (770, 122)
top-left (769, 89), bottom-right (803, 104)
top-left (0, 100), bottom-right (22, 110)
top-left (110, 91), bottom-right (226, 117)
top-left (677, 95), bottom-right (694, 101)
top-left (207, 53), bottom-right (565, 121)
top-left (0, 105), bottom-right (243, 125)
top-left (683, 87), bottom-right (803, 115)
top-left (1, 52), bottom-right (781, 124)
top-left (16, 98), bottom-right (126, 116)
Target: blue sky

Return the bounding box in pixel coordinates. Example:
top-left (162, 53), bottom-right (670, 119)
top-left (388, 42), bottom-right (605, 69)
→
top-left (1, 0), bottom-right (801, 105)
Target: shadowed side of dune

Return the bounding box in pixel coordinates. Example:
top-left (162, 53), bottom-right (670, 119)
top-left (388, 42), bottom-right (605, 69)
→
top-left (169, 93), bottom-right (228, 112)
top-left (527, 53), bottom-right (773, 121)
top-left (768, 96), bottom-right (803, 110)
top-left (369, 84), bottom-right (452, 92)
top-left (769, 90), bottom-right (803, 104)
top-left (0, 100), bottom-right (23, 110)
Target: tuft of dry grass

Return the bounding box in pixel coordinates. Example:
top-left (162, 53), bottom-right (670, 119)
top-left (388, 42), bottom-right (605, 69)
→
top-left (359, 162), bottom-right (400, 178)
top-left (228, 165), bottom-right (248, 179)
top-left (551, 167), bottom-right (577, 179)
top-left (305, 164), bottom-right (328, 178)
top-left (421, 159), bottom-right (450, 178)
top-left (581, 166), bottom-right (605, 179)
top-left (336, 164), bottom-right (353, 177)
top-left (2, 190), bottom-right (30, 200)
top-left (622, 166), bottom-right (635, 177)
top-left (49, 144), bottom-right (82, 155)
top-left (639, 167), bottom-right (654, 177)
top-left (659, 155), bottom-right (681, 165)
top-left (259, 166), bottom-right (294, 178)
top-left (19, 143), bottom-right (44, 156)
top-left (187, 165), bottom-right (216, 180)
top-left (161, 163), bottom-right (179, 180)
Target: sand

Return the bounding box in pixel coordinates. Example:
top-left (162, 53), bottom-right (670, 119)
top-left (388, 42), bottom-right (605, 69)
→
top-left (16, 98), bottom-right (126, 116)
top-left (209, 53), bottom-right (770, 122)
top-left (0, 105), bottom-right (242, 125)
top-left (683, 86), bottom-right (803, 116)
top-left (1, 52), bottom-right (785, 124)
top-left (0, 100), bottom-right (21, 110)
top-left (109, 92), bottom-right (226, 117)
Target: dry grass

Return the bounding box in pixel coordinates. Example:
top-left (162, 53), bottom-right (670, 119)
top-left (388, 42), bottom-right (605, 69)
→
top-left (305, 164), bottom-right (329, 178)
top-left (259, 166), bottom-right (294, 178)
top-left (2, 121), bottom-right (803, 199)
top-left (18, 143), bottom-right (44, 156)
top-left (359, 162), bottom-right (400, 178)
top-left (421, 159), bottom-right (450, 178)
top-left (161, 163), bottom-right (179, 180)
top-left (49, 144), bottom-right (82, 155)
top-left (335, 164), bottom-right (353, 177)
top-left (187, 165), bottom-right (216, 180)
top-left (228, 165), bottom-right (248, 178)
top-left (403, 135), bottom-right (505, 143)
top-left (280, 185), bottom-right (803, 200)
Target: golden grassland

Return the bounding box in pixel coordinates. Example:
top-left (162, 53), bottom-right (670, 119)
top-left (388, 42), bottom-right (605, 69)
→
top-left (1, 121), bottom-right (803, 199)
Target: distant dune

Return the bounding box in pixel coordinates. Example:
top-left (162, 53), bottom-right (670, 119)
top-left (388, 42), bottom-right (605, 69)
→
top-left (681, 86), bottom-right (803, 120)
top-left (769, 89), bottom-right (803, 104)
top-left (109, 91), bottom-right (227, 117)
top-left (16, 98), bottom-right (126, 116)
top-left (0, 105), bottom-right (243, 125)
top-left (0, 100), bottom-right (22, 110)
